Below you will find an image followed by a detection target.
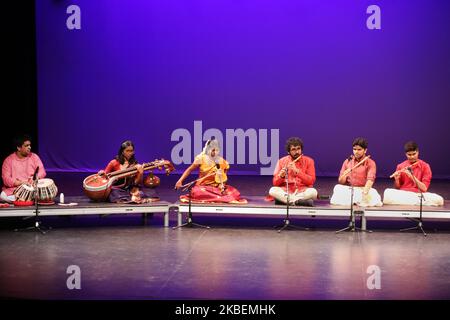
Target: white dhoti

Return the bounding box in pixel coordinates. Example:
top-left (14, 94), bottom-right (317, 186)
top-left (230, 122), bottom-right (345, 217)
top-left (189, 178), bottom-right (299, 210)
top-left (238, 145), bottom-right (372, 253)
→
top-left (383, 188), bottom-right (444, 206)
top-left (269, 187), bottom-right (318, 205)
top-left (330, 184), bottom-right (383, 207)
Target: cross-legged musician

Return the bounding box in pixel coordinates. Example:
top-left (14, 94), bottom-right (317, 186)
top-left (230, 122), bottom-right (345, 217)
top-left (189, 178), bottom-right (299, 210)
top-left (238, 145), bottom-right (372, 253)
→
top-left (383, 141), bottom-right (444, 206)
top-left (174, 139), bottom-right (247, 204)
top-left (98, 140), bottom-right (159, 203)
top-left (330, 137), bottom-right (382, 207)
top-left (268, 137), bottom-right (318, 206)
top-left (1, 134), bottom-right (46, 203)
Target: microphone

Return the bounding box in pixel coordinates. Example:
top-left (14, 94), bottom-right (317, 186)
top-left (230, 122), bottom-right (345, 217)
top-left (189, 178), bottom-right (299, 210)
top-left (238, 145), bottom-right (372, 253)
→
top-left (407, 167), bottom-right (413, 173)
top-left (33, 166), bottom-right (39, 181)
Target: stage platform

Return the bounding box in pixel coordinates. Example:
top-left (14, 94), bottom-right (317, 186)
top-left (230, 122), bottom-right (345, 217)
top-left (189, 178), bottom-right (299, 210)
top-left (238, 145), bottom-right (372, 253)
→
top-left (176, 196), bottom-right (450, 230)
top-left (1, 195), bottom-right (449, 231)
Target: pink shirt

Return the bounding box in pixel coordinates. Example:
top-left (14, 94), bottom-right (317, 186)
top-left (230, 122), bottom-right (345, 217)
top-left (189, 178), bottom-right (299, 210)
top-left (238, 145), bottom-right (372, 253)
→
top-left (339, 157), bottom-right (376, 187)
top-left (2, 152), bottom-right (46, 196)
top-left (273, 155), bottom-right (316, 193)
top-left (395, 159), bottom-right (431, 192)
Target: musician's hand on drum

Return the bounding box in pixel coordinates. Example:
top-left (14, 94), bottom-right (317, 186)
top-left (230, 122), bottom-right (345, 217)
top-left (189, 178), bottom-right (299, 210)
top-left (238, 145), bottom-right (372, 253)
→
top-left (97, 170), bottom-right (105, 176)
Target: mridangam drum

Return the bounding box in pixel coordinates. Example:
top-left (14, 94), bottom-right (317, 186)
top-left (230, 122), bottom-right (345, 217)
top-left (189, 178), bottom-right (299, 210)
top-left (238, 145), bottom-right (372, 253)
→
top-left (13, 183), bottom-right (35, 201)
top-left (37, 178), bottom-right (58, 201)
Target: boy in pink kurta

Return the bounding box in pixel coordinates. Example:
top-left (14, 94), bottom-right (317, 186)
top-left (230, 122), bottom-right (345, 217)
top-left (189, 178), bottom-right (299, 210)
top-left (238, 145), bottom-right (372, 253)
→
top-left (383, 141), bottom-right (443, 206)
top-left (330, 137), bottom-right (382, 207)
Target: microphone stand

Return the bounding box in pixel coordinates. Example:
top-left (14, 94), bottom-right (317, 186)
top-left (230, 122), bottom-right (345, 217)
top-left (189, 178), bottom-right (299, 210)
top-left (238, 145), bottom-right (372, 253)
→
top-left (400, 170), bottom-right (427, 236)
top-left (276, 164), bottom-right (309, 233)
top-left (14, 174), bottom-right (51, 234)
top-left (173, 182), bottom-right (210, 230)
top-left (336, 157), bottom-right (370, 233)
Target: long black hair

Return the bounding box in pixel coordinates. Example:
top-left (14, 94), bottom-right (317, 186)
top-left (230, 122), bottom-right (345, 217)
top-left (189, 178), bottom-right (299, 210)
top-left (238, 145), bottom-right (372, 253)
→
top-left (116, 140), bottom-right (137, 165)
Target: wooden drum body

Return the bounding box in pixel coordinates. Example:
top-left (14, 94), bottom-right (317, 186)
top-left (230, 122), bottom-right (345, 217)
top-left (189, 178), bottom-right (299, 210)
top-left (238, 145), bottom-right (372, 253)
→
top-left (14, 183), bottom-right (35, 201)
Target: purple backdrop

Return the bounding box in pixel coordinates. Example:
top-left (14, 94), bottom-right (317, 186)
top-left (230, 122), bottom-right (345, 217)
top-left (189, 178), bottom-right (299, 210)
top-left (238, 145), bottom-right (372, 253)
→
top-left (36, 0), bottom-right (450, 177)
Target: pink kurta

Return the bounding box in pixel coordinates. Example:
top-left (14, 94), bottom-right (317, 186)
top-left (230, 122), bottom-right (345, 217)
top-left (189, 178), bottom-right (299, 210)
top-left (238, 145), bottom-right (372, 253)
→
top-left (2, 152), bottom-right (46, 195)
top-left (272, 155), bottom-right (316, 193)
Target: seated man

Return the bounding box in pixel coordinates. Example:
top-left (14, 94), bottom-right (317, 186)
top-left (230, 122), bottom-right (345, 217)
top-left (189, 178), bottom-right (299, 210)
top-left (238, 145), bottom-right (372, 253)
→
top-left (1, 134), bottom-right (46, 203)
top-left (383, 141), bottom-right (444, 206)
top-left (175, 139), bottom-right (247, 204)
top-left (268, 137), bottom-right (317, 206)
top-left (330, 137), bottom-right (382, 207)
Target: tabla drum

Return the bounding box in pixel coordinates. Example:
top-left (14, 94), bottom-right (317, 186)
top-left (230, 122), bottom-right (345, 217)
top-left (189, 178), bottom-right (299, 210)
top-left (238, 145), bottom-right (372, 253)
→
top-left (37, 178), bottom-right (58, 202)
top-left (13, 183), bottom-right (35, 201)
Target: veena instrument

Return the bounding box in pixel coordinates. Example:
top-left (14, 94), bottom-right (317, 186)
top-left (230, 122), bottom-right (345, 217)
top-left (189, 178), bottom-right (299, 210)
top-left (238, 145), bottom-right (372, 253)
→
top-left (83, 159), bottom-right (174, 201)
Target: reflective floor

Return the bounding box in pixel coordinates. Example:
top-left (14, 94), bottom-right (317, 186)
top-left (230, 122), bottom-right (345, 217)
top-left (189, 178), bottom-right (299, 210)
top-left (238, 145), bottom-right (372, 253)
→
top-left (1, 221), bottom-right (450, 299)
